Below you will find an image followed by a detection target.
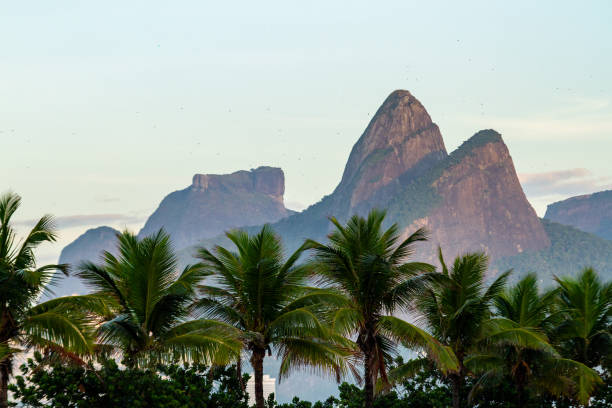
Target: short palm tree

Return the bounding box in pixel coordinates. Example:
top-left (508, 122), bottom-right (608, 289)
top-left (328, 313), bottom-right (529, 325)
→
top-left (78, 229), bottom-right (240, 369)
top-left (307, 210), bottom-right (458, 408)
top-left (196, 225), bottom-right (350, 408)
top-left (408, 250), bottom-right (510, 408)
top-left (467, 274), bottom-right (601, 406)
top-left (554, 267), bottom-right (612, 369)
top-left (0, 192), bottom-right (96, 408)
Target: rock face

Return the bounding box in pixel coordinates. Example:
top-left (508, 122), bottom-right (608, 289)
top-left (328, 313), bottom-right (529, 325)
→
top-left (55, 226), bottom-right (119, 296)
top-left (138, 166), bottom-right (291, 248)
top-left (400, 130), bottom-right (551, 262)
top-left (544, 190), bottom-right (612, 240)
top-left (334, 90), bottom-right (447, 211)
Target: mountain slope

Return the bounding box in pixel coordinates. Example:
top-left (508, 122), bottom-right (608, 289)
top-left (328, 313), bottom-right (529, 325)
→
top-left (544, 190), bottom-right (612, 240)
top-left (57, 167), bottom-right (293, 290)
top-left (389, 129), bottom-right (550, 262)
top-left (139, 166), bottom-right (292, 248)
top-left (54, 226), bottom-right (119, 296)
top-left (493, 219), bottom-right (612, 282)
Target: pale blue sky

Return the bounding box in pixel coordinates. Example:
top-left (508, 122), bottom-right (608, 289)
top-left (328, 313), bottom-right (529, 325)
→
top-left (2, 1), bottom-right (611, 264)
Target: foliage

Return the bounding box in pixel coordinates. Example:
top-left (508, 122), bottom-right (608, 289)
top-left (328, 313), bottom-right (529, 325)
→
top-left (553, 267), bottom-right (612, 369)
top-left (0, 192), bottom-right (97, 407)
top-left (8, 352), bottom-right (248, 408)
top-left (307, 209), bottom-right (458, 408)
top-left (77, 229), bottom-right (240, 368)
top-left (196, 225), bottom-right (350, 408)
top-left (405, 250), bottom-right (510, 407)
top-left (467, 274), bottom-right (601, 406)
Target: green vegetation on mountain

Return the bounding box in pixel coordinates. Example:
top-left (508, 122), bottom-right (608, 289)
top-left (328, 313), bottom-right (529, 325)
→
top-left (493, 220), bottom-right (612, 282)
top-left (387, 129), bottom-right (504, 229)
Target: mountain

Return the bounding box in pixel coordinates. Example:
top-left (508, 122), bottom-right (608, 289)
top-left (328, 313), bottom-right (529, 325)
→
top-left (56, 167), bottom-right (293, 282)
top-left (138, 166), bottom-right (292, 248)
top-left (54, 226), bottom-right (119, 296)
top-left (267, 91), bottom-right (550, 266)
top-left (544, 190), bottom-right (612, 241)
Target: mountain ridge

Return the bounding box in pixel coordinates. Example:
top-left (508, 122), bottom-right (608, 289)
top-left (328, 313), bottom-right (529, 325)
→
top-left (544, 190), bottom-right (612, 240)
top-left (56, 90), bottom-right (612, 289)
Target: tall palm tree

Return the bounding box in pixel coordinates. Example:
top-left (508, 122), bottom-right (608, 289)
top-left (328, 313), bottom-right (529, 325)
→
top-left (307, 210), bottom-right (459, 408)
top-left (408, 250), bottom-right (510, 408)
top-left (0, 192), bottom-right (96, 408)
top-left (467, 274), bottom-right (601, 406)
top-left (554, 268), bottom-right (612, 370)
top-left (78, 229), bottom-right (240, 369)
top-left (196, 225), bottom-right (350, 408)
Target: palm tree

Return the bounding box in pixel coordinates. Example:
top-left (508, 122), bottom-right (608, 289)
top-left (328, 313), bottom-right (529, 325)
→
top-left (554, 268), bottom-right (612, 370)
top-left (0, 192), bottom-right (96, 408)
top-left (307, 210), bottom-right (459, 408)
top-left (467, 274), bottom-right (601, 406)
top-left (77, 229), bottom-right (240, 369)
top-left (408, 250), bottom-right (510, 408)
top-left (196, 225), bottom-right (350, 408)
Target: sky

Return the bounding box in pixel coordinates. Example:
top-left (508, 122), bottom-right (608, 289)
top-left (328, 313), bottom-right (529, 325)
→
top-left (2, 0), bottom-right (611, 266)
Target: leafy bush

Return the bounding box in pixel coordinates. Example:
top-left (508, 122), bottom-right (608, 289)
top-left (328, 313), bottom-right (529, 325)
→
top-left (9, 353), bottom-right (249, 408)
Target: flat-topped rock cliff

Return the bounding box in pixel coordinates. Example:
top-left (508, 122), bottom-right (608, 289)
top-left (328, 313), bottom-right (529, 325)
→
top-left (138, 166), bottom-right (291, 248)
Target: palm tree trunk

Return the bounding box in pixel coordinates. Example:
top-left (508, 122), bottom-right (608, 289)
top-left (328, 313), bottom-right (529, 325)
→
top-left (364, 351), bottom-right (374, 408)
top-left (237, 356), bottom-right (245, 391)
top-left (0, 360), bottom-right (10, 408)
top-left (517, 383), bottom-right (526, 407)
top-left (451, 374), bottom-right (463, 408)
top-left (250, 348), bottom-right (266, 408)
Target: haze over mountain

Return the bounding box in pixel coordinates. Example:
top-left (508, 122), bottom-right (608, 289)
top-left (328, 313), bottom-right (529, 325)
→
top-left (56, 167), bottom-right (293, 295)
top-left (544, 190), bottom-right (612, 241)
top-left (57, 90), bottom-right (612, 295)
top-left (138, 166), bottom-right (292, 248)
top-left (55, 226), bottom-right (119, 297)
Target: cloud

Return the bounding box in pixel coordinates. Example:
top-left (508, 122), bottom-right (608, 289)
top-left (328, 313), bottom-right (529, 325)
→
top-left (519, 168), bottom-right (612, 198)
top-left (15, 213), bottom-right (147, 229)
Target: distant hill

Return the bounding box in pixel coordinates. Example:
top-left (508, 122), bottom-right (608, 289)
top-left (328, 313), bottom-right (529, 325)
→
top-left (492, 219), bottom-right (612, 283)
top-left (55, 226), bottom-right (119, 296)
top-left (544, 190), bottom-right (612, 241)
top-left (56, 167), bottom-right (294, 294)
top-left (138, 166), bottom-right (293, 248)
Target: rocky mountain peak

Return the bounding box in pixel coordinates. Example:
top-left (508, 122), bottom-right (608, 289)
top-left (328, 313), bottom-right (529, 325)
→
top-left (335, 90), bottom-right (447, 209)
top-left (401, 129), bottom-right (550, 262)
